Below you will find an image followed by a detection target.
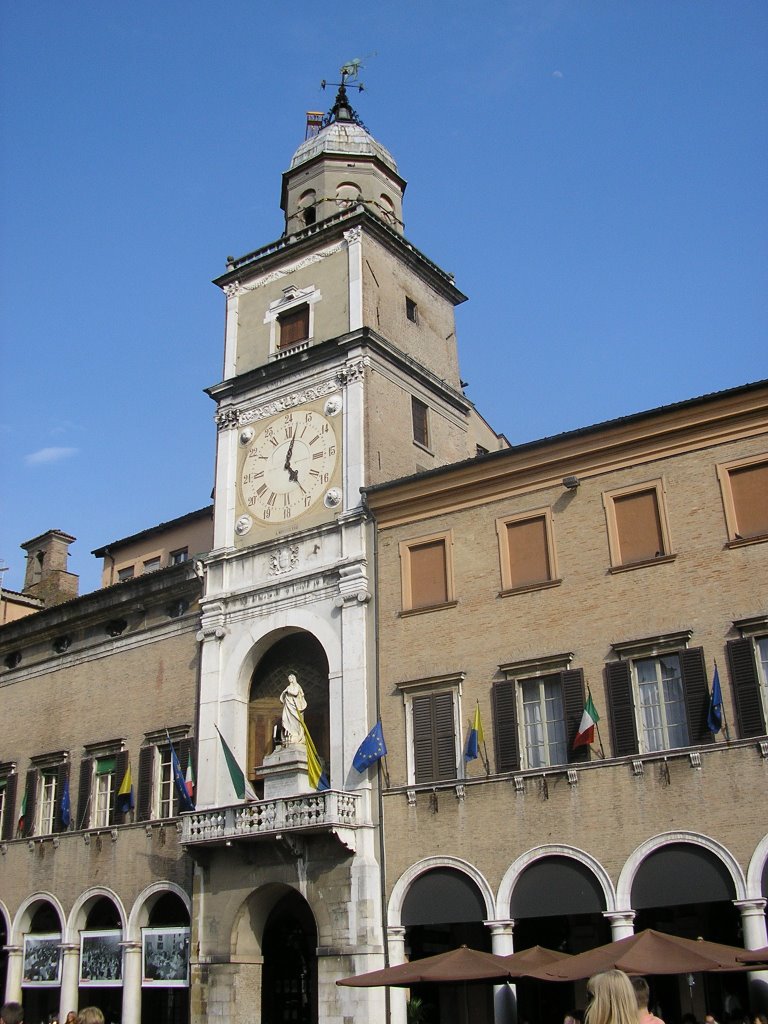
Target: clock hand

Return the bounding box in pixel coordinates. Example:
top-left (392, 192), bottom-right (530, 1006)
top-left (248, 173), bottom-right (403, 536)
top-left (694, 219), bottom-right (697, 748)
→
top-left (283, 435), bottom-right (296, 471)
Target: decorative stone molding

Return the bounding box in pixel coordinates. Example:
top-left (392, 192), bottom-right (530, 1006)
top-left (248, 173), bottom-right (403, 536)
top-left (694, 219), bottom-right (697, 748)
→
top-left (239, 379), bottom-right (341, 426)
top-left (343, 225), bottom-right (362, 244)
top-left (215, 407), bottom-right (240, 430)
top-left (631, 759), bottom-right (644, 776)
top-left (223, 282), bottom-right (242, 298)
top-left (567, 769), bottom-right (578, 785)
top-left (336, 357), bottom-right (369, 385)
top-left (239, 238), bottom-right (348, 293)
top-left (334, 563), bottom-right (371, 607)
top-left (269, 545), bottom-right (300, 577)
top-left (196, 624), bottom-right (227, 643)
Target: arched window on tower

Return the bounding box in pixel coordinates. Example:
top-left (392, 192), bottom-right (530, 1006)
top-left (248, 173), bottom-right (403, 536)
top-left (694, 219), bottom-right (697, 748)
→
top-left (298, 189), bottom-right (317, 227)
top-left (335, 182), bottom-right (361, 210)
top-left (248, 633), bottom-right (330, 798)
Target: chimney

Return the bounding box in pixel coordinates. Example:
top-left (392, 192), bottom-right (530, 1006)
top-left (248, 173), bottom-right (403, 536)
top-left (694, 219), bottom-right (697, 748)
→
top-left (21, 530), bottom-right (79, 607)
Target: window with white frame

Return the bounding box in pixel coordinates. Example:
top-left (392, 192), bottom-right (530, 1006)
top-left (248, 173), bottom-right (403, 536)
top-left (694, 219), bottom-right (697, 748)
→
top-left (156, 745), bottom-right (177, 819)
top-left (398, 674), bottom-right (464, 785)
top-left (726, 619), bottom-right (768, 738)
top-left (633, 654), bottom-right (689, 752)
top-left (520, 675), bottom-right (568, 768)
top-left (37, 769), bottom-right (58, 834)
top-left (93, 756), bottom-right (117, 828)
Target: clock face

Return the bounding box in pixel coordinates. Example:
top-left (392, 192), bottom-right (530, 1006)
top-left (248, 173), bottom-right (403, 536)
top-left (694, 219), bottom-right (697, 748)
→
top-left (239, 409), bottom-right (339, 525)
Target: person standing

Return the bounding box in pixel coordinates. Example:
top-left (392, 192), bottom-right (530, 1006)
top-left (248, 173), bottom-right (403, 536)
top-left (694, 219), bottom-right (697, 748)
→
top-left (631, 976), bottom-right (665, 1024)
top-left (585, 970), bottom-right (642, 1024)
top-left (0, 1003), bottom-right (23, 1024)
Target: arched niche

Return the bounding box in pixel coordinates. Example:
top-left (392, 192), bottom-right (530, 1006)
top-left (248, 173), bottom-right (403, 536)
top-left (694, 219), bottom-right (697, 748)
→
top-left (401, 867), bottom-right (488, 927)
top-left (631, 842), bottom-right (737, 908)
top-left (67, 888), bottom-right (126, 940)
top-left (510, 855), bottom-right (607, 919)
top-left (248, 632), bottom-right (329, 793)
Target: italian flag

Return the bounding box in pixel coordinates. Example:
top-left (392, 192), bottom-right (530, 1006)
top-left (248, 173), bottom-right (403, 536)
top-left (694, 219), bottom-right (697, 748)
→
top-left (17, 787), bottom-right (27, 835)
top-left (573, 694), bottom-right (600, 749)
top-left (185, 757), bottom-right (195, 799)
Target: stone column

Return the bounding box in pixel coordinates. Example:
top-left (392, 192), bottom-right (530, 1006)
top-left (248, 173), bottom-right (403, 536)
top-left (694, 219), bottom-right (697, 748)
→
top-left (121, 940), bottom-right (143, 1024)
top-left (735, 899), bottom-right (768, 1013)
top-left (387, 926), bottom-right (407, 1024)
top-left (486, 920), bottom-right (516, 1024)
top-left (4, 945), bottom-right (23, 1003)
top-left (58, 942), bottom-right (80, 1021)
top-left (603, 910), bottom-right (635, 940)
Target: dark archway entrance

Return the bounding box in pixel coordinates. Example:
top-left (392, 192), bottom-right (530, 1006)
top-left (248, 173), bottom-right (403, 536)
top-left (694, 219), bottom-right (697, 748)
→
top-left (140, 892), bottom-right (190, 1024)
top-left (632, 843), bottom-right (747, 1023)
top-left (77, 896), bottom-right (123, 1021)
top-left (402, 868), bottom-right (493, 1024)
top-left (261, 889), bottom-right (318, 1024)
top-left (510, 856), bottom-right (611, 1024)
top-left (0, 910), bottom-right (7, 1006)
top-left (249, 633), bottom-right (330, 797)
top-left (22, 902), bottom-right (61, 1024)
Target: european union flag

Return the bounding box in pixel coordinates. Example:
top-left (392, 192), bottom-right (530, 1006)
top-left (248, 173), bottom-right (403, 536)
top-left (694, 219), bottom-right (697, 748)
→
top-left (707, 665), bottom-right (723, 734)
top-left (168, 734), bottom-right (195, 812)
top-left (60, 778), bottom-right (71, 829)
top-left (353, 721), bottom-right (387, 773)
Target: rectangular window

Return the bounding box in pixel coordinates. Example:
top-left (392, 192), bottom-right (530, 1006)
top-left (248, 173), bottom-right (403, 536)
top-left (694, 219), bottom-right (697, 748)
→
top-left (405, 297), bottom-right (418, 323)
top-left (520, 675), bottom-right (568, 768)
top-left (497, 510), bottom-right (557, 592)
top-left (400, 533), bottom-right (454, 612)
top-left (603, 481), bottom-right (672, 568)
top-left (278, 304), bottom-right (310, 349)
top-left (718, 456), bottom-right (768, 542)
top-left (726, 629), bottom-right (768, 738)
top-left (412, 692), bottom-right (457, 783)
top-left (117, 566), bottom-right (134, 582)
top-left (156, 746), bottom-right (177, 819)
top-left (170, 547), bottom-right (188, 565)
top-left (634, 655), bottom-right (689, 752)
top-left (606, 641), bottom-right (712, 756)
top-left (493, 664), bottom-right (587, 772)
top-left (93, 756), bottom-right (116, 828)
top-left (143, 557), bottom-right (161, 574)
top-left (37, 770), bottom-right (58, 835)
top-left (136, 736), bottom-right (191, 822)
top-left (411, 396), bottom-right (429, 448)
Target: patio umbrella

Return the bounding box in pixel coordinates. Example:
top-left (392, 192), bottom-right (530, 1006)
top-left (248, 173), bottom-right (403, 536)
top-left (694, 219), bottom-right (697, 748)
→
top-left (337, 945), bottom-right (516, 987)
top-left (503, 945), bottom-right (572, 976)
top-left (737, 946), bottom-right (768, 964)
top-left (529, 929), bottom-right (756, 981)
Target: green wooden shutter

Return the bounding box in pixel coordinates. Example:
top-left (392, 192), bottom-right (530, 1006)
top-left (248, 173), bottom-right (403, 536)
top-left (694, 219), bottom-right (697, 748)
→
top-left (680, 647), bottom-right (714, 745)
top-left (606, 661), bottom-right (638, 757)
top-left (492, 680), bottom-right (520, 772)
top-left (563, 668), bottom-right (589, 764)
top-left (726, 638), bottom-right (766, 737)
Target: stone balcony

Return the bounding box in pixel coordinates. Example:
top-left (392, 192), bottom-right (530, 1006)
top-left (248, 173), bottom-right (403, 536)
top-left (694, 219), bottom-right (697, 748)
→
top-left (181, 789), bottom-right (363, 852)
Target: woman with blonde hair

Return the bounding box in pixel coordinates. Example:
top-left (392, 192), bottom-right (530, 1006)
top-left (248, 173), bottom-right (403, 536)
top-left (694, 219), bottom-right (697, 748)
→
top-left (76, 1009), bottom-right (104, 1024)
top-left (585, 969), bottom-right (641, 1024)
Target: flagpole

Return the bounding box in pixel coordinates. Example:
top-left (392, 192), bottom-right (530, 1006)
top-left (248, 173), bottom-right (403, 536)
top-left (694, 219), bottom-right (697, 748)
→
top-left (477, 700), bottom-right (491, 775)
top-left (589, 689), bottom-right (606, 758)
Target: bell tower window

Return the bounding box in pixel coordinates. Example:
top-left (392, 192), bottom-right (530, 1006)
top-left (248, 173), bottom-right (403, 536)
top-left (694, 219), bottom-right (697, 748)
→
top-left (278, 304), bottom-right (310, 349)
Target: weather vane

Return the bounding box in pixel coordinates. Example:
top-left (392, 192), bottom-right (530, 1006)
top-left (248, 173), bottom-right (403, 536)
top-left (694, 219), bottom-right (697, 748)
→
top-left (321, 59), bottom-right (366, 95)
top-left (319, 57), bottom-right (376, 131)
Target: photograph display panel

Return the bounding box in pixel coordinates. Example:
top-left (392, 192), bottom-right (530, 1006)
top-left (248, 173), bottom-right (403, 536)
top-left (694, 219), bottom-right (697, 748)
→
top-left (80, 929), bottom-right (123, 985)
top-left (141, 926), bottom-right (190, 987)
top-left (22, 933), bottom-right (62, 986)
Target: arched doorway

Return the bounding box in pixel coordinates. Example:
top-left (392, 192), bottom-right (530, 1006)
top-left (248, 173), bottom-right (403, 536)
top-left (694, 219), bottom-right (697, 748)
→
top-left (21, 901), bottom-right (62, 1024)
top-left (248, 633), bottom-right (330, 796)
top-left (261, 889), bottom-right (318, 1024)
top-left (140, 891), bottom-right (190, 1024)
top-left (510, 855), bottom-right (611, 1024)
top-left (0, 907), bottom-right (8, 1005)
top-left (631, 842), bottom-right (747, 1022)
top-left (76, 895), bottom-right (123, 1021)
top-left (401, 867), bottom-right (493, 1024)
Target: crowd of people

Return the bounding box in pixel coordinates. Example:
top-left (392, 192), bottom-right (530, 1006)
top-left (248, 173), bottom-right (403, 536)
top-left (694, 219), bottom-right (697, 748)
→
top-left (0, 1005), bottom-right (106, 1024)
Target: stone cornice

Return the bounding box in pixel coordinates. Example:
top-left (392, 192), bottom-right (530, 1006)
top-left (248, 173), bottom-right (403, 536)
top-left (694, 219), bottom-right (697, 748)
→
top-left (365, 381), bottom-right (768, 528)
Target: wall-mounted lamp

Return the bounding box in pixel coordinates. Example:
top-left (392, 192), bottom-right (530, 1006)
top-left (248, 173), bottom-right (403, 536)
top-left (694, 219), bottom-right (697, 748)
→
top-left (563, 476), bottom-right (580, 490)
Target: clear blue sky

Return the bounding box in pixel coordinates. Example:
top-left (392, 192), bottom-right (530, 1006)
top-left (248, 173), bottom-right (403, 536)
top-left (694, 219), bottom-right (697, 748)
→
top-left (1, 1), bottom-right (766, 595)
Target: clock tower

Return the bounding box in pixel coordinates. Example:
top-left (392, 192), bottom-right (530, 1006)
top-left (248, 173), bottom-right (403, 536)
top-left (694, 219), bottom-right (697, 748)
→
top-left (187, 68), bottom-right (502, 1024)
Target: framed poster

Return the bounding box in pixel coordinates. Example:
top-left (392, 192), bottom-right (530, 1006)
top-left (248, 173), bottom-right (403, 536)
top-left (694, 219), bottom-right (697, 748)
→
top-left (22, 933), bottom-right (62, 986)
top-left (141, 926), bottom-right (190, 987)
top-left (80, 930), bottom-right (123, 986)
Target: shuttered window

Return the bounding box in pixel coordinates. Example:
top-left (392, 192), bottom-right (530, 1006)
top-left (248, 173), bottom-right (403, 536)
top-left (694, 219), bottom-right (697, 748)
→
top-left (412, 692), bottom-right (457, 784)
top-left (494, 668), bottom-right (588, 771)
top-left (728, 461), bottom-right (768, 538)
top-left (726, 637), bottom-right (767, 738)
top-left (411, 397), bottom-right (429, 448)
top-left (606, 647), bottom-right (712, 756)
top-left (409, 540), bottom-right (448, 609)
top-left (613, 489), bottom-right (665, 564)
top-left (0, 773), bottom-right (16, 841)
top-left (505, 515), bottom-right (552, 589)
top-left (278, 304), bottom-right (310, 348)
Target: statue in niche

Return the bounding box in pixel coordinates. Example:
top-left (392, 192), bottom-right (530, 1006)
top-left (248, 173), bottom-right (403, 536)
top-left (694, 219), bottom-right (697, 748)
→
top-left (279, 673), bottom-right (307, 746)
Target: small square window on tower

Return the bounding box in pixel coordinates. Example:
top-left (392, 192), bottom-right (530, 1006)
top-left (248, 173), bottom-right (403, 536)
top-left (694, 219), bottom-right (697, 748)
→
top-left (278, 304), bottom-right (310, 349)
top-left (405, 296), bottom-right (418, 323)
top-left (411, 396), bottom-right (429, 449)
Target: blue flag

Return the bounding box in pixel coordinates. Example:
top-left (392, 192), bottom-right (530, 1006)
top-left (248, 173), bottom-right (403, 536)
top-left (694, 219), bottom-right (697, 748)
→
top-left (353, 721), bottom-right (387, 773)
top-left (168, 735), bottom-right (195, 812)
top-left (60, 778), bottom-right (71, 829)
top-left (707, 666), bottom-right (723, 734)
